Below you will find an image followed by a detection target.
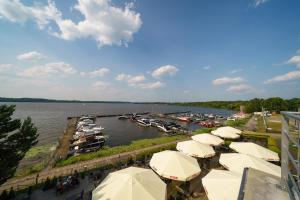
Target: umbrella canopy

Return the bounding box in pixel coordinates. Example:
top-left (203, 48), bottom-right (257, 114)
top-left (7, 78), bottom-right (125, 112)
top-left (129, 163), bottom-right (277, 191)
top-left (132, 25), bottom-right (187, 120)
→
top-left (191, 133), bottom-right (224, 146)
top-left (176, 140), bottom-right (215, 158)
top-left (219, 153), bottom-right (281, 177)
top-left (218, 126), bottom-right (242, 134)
top-left (150, 150), bottom-right (201, 181)
top-left (229, 142), bottom-right (280, 161)
top-left (202, 169), bottom-right (242, 200)
top-left (92, 167), bottom-right (166, 200)
top-left (211, 129), bottom-right (240, 139)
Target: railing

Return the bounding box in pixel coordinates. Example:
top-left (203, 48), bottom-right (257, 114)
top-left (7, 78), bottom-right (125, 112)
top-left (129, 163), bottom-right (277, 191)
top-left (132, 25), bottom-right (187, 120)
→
top-left (281, 111), bottom-right (300, 200)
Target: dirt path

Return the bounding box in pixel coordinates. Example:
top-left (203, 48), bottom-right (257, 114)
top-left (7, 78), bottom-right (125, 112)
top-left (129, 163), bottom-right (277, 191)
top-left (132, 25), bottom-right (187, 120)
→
top-left (0, 139), bottom-right (187, 192)
top-left (244, 115), bottom-right (257, 131)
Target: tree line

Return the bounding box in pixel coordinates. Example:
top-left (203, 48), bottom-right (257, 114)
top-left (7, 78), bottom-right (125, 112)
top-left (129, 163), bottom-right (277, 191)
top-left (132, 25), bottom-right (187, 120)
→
top-left (174, 97), bottom-right (300, 113)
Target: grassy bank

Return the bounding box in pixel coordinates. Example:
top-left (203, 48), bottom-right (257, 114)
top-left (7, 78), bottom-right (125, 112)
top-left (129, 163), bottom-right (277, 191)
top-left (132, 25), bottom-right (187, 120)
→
top-left (56, 135), bottom-right (188, 166)
top-left (57, 128), bottom-right (214, 167)
top-left (226, 116), bottom-right (251, 127)
top-left (24, 144), bottom-right (56, 159)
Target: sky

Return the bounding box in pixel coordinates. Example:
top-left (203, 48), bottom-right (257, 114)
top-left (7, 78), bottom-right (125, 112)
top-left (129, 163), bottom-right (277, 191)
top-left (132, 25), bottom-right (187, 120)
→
top-left (0, 0), bottom-right (300, 102)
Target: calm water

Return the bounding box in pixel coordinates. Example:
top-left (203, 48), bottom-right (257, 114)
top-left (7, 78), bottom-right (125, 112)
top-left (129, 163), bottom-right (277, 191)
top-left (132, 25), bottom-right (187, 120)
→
top-left (2, 102), bottom-right (234, 146)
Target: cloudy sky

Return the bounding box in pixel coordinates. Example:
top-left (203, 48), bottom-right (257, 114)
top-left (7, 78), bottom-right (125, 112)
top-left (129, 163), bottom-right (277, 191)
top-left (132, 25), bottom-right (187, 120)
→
top-left (0, 0), bottom-right (300, 102)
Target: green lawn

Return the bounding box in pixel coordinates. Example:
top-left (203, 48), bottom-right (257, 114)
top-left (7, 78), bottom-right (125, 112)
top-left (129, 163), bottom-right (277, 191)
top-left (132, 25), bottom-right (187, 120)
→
top-left (24, 144), bottom-right (56, 159)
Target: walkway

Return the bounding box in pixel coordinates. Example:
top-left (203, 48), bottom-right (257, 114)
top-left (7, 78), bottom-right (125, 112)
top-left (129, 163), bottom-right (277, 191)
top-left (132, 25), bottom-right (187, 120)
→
top-left (0, 139), bottom-right (186, 192)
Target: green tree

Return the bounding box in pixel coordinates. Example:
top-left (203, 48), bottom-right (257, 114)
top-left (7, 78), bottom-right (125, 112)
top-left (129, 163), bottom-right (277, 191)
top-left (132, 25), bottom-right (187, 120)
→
top-left (245, 98), bottom-right (264, 113)
top-left (263, 97), bottom-right (288, 113)
top-left (0, 105), bottom-right (38, 185)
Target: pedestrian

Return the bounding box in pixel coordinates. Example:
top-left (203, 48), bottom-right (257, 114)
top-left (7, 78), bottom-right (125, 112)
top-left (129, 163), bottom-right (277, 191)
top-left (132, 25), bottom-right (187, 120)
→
top-left (35, 173), bottom-right (39, 185)
top-left (80, 189), bottom-right (84, 199)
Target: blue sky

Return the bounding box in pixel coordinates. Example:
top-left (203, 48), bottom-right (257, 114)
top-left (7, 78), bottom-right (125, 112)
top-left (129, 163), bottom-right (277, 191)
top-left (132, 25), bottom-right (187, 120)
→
top-left (0, 0), bottom-right (300, 102)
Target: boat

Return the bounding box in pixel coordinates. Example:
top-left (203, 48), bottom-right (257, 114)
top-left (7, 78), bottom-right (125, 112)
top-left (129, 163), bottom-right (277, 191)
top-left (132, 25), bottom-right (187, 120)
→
top-left (157, 123), bottom-right (172, 133)
top-left (199, 121), bottom-right (215, 128)
top-left (137, 118), bottom-right (151, 126)
top-left (177, 116), bottom-right (190, 122)
top-left (118, 115), bottom-right (129, 120)
top-left (149, 119), bottom-right (162, 127)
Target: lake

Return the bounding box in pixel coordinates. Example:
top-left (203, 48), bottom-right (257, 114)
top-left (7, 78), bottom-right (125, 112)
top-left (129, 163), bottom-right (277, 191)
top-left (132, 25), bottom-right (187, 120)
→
top-left (2, 102), bottom-right (234, 147)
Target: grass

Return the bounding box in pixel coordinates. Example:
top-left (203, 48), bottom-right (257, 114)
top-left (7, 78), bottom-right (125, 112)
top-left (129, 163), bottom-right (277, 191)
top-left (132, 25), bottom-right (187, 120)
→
top-left (226, 117), bottom-right (250, 127)
top-left (191, 128), bottom-right (215, 135)
top-left (242, 130), bottom-right (281, 155)
top-left (24, 144), bottom-right (56, 159)
top-left (56, 134), bottom-right (189, 166)
top-left (267, 121), bottom-right (281, 133)
top-left (14, 162), bottom-right (47, 177)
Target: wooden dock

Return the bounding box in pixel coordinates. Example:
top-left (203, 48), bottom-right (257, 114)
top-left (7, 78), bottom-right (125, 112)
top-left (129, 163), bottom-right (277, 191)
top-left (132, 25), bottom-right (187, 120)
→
top-left (45, 117), bottom-right (78, 170)
top-left (67, 112), bottom-right (149, 119)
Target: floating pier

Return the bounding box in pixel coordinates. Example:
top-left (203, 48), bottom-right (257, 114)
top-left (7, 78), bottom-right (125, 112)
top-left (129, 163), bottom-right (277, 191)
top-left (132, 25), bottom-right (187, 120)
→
top-left (67, 112), bottom-right (149, 119)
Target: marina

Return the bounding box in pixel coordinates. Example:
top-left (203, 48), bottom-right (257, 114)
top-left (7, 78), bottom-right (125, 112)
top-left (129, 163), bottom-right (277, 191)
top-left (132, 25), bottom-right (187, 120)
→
top-left (61, 111), bottom-right (230, 159)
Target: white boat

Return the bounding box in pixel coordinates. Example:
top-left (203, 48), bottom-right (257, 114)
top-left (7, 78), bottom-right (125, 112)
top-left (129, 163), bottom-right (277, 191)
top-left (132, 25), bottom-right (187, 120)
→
top-left (157, 123), bottom-right (172, 133)
top-left (137, 118), bottom-right (151, 126)
top-left (118, 115), bottom-right (129, 120)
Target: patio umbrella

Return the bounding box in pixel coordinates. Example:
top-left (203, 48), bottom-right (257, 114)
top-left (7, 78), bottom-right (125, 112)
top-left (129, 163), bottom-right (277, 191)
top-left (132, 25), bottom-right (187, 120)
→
top-left (176, 140), bottom-right (215, 158)
top-left (191, 133), bottom-right (224, 146)
top-left (229, 142), bottom-right (280, 161)
top-left (218, 126), bottom-right (242, 134)
top-left (202, 169), bottom-right (242, 200)
top-left (92, 167), bottom-right (166, 200)
top-left (150, 150), bottom-right (201, 181)
top-left (211, 129), bottom-right (240, 139)
top-left (219, 153), bottom-right (281, 177)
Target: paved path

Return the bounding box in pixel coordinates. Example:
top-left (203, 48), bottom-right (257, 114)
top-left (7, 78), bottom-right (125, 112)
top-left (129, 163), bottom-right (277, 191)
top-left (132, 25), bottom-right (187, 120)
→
top-left (244, 115), bottom-right (257, 131)
top-left (0, 139), bottom-right (187, 192)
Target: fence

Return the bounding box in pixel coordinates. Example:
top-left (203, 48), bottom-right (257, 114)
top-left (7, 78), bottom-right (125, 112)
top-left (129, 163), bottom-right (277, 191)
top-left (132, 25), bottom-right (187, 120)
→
top-left (281, 111), bottom-right (300, 200)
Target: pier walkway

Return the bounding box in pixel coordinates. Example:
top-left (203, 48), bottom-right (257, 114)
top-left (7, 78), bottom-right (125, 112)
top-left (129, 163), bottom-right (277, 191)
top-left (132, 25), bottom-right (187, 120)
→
top-left (0, 138), bottom-right (187, 192)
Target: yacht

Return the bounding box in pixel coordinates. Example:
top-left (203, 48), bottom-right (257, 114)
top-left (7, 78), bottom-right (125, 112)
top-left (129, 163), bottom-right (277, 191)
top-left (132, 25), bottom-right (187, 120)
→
top-left (149, 119), bottom-right (162, 127)
top-left (177, 116), bottom-right (190, 122)
top-left (137, 118), bottom-right (151, 126)
top-left (157, 123), bottom-right (172, 133)
top-left (118, 115), bottom-right (129, 120)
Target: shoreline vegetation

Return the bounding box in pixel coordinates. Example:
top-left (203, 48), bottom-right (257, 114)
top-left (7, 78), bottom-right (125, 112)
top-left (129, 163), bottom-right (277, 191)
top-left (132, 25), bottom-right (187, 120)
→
top-left (15, 128), bottom-right (214, 177)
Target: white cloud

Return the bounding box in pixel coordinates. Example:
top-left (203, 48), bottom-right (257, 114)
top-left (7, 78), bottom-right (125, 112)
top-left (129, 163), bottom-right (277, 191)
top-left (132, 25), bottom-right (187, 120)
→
top-left (203, 66), bottom-right (211, 70)
top-left (0, 0), bottom-right (142, 47)
top-left (135, 81), bottom-right (164, 89)
top-left (264, 70), bottom-right (300, 84)
top-left (286, 55), bottom-right (300, 67)
top-left (115, 73), bottom-right (131, 81)
top-left (253, 0), bottom-right (270, 7)
top-left (0, 64), bottom-right (12, 72)
top-left (115, 73), bottom-right (146, 84)
top-left (17, 51), bottom-right (46, 61)
top-left (128, 75), bottom-right (146, 84)
top-left (92, 81), bottom-right (110, 90)
top-left (18, 62), bottom-right (77, 77)
top-left (230, 68), bottom-right (243, 74)
top-left (226, 84), bottom-right (254, 94)
top-left (212, 77), bottom-right (244, 85)
top-left (152, 65), bottom-right (178, 78)
top-left (80, 67), bottom-right (110, 78)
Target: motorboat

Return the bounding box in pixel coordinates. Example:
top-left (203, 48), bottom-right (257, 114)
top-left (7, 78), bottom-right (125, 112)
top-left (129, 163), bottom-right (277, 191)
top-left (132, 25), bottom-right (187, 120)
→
top-left (177, 116), bottom-right (190, 122)
top-left (149, 119), bottom-right (162, 127)
top-left (118, 115), bottom-right (129, 120)
top-left (137, 118), bottom-right (151, 126)
top-left (157, 123), bottom-right (172, 133)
